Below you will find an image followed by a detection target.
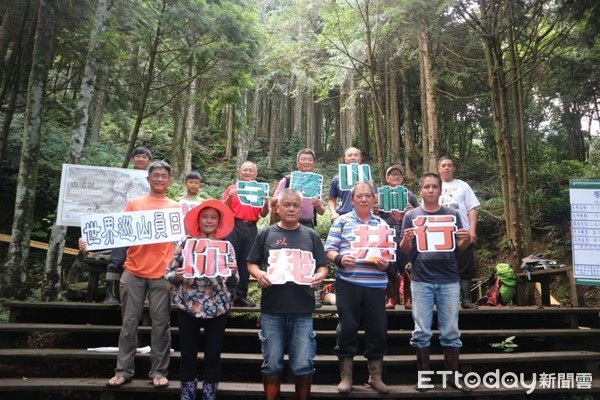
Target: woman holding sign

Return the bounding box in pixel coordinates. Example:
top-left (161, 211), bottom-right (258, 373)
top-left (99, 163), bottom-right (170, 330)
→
top-left (400, 173), bottom-right (471, 393)
top-left (165, 200), bottom-right (238, 400)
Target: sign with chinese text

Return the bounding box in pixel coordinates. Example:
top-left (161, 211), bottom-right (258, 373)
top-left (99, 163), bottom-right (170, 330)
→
top-left (413, 215), bottom-right (457, 252)
top-left (266, 249), bottom-right (316, 285)
top-left (181, 238), bottom-right (232, 278)
top-left (350, 224), bottom-right (396, 262)
top-left (179, 200), bottom-right (201, 217)
top-left (289, 171), bottom-right (323, 198)
top-left (378, 185), bottom-right (408, 212)
top-left (237, 180), bottom-right (269, 207)
top-left (339, 163), bottom-right (372, 191)
top-left (57, 164), bottom-right (150, 226)
top-left (81, 208), bottom-right (184, 251)
top-left (569, 179), bottom-right (600, 286)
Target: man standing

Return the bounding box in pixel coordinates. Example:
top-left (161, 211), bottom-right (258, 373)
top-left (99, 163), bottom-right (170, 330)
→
top-left (223, 161), bottom-right (269, 307)
top-left (107, 160), bottom-right (179, 388)
top-left (327, 147), bottom-right (362, 222)
top-left (272, 148), bottom-right (325, 229)
top-left (247, 188), bottom-right (329, 400)
top-left (325, 181), bottom-right (390, 394)
top-left (400, 173), bottom-right (471, 392)
top-left (438, 156), bottom-right (480, 309)
top-left (104, 146), bottom-right (153, 305)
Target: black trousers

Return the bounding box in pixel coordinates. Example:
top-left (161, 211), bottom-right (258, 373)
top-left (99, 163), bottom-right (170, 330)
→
top-left (178, 310), bottom-right (228, 383)
top-left (226, 221), bottom-right (258, 299)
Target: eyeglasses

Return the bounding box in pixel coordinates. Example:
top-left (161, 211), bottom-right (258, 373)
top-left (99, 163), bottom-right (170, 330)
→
top-left (298, 157), bottom-right (314, 162)
top-left (388, 172), bottom-right (402, 177)
top-left (150, 174), bottom-right (170, 180)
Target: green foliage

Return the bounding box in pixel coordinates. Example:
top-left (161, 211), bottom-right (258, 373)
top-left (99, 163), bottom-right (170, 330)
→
top-left (490, 336), bottom-right (518, 352)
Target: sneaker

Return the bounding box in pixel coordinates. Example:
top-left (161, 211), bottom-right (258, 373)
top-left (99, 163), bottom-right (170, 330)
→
top-left (234, 297), bottom-right (256, 307)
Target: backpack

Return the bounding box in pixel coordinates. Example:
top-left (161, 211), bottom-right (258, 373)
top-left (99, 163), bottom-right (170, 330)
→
top-left (475, 263), bottom-right (516, 306)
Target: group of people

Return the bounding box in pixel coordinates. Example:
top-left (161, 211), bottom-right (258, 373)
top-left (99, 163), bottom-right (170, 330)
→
top-left (83, 145), bottom-right (480, 399)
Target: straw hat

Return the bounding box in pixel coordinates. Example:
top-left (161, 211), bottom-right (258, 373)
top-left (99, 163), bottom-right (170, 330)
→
top-left (183, 199), bottom-right (235, 239)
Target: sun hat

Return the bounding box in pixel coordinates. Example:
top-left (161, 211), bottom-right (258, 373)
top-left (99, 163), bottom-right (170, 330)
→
top-left (386, 164), bottom-right (404, 176)
top-left (183, 199), bottom-right (235, 239)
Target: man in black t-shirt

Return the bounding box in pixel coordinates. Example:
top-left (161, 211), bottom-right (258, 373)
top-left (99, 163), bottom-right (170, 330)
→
top-left (248, 188), bottom-right (329, 400)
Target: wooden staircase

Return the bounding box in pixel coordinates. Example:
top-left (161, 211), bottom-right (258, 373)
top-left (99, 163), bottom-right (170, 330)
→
top-left (0, 301), bottom-right (599, 399)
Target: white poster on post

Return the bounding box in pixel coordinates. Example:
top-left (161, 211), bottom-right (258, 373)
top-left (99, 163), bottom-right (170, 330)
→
top-left (57, 164), bottom-right (150, 226)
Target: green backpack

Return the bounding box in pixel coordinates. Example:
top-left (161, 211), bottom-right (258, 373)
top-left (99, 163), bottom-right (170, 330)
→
top-left (476, 263), bottom-right (517, 306)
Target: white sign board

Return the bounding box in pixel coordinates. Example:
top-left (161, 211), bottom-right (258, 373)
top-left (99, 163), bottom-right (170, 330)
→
top-left (57, 164), bottom-right (150, 226)
top-left (80, 208), bottom-right (184, 251)
top-left (570, 179), bottom-right (600, 286)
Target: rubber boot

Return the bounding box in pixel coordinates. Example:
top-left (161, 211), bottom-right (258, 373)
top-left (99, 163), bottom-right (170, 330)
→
top-left (337, 357), bottom-right (353, 393)
top-left (460, 278), bottom-right (477, 309)
top-left (443, 347), bottom-right (471, 393)
top-left (403, 273), bottom-right (412, 310)
top-left (385, 280), bottom-right (397, 309)
top-left (180, 379), bottom-right (197, 400)
top-left (367, 358), bottom-right (389, 394)
top-left (104, 280), bottom-right (120, 305)
top-left (415, 347), bottom-right (431, 392)
top-left (314, 287), bottom-right (322, 309)
top-left (263, 372), bottom-right (281, 400)
top-left (201, 381), bottom-right (218, 400)
top-left (294, 374), bottom-right (312, 400)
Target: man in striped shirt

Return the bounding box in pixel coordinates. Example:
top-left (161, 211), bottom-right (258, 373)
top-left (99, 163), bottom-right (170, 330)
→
top-left (325, 181), bottom-right (390, 395)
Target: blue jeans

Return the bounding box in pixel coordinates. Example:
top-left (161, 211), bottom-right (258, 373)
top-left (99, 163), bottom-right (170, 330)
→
top-left (410, 281), bottom-right (462, 349)
top-left (258, 313), bottom-right (316, 376)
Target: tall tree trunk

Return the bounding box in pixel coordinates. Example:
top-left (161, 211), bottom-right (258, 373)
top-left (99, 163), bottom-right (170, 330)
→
top-left (171, 87), bottom-right (186, 177)
top-left (267, 95), bottom-right (277, 169)
top-left (89, 64), bottom-right (107, 141)
top-left (225, 104), bottom-right (235, 161)
top-left (419, 27), bottom-right (439, 172)
top-left (419, 46), bottom-right (429, 174)
top-left (183, 71), bottom-right (197, 174)
top-left (122, 0), bottom-right (166, 167)
top-left (306, 91), bottom-right (314, 149)
top-left (508, 17), bottom-right (532, 256)
top-left (388, 60), bottom-right (401, 164)
top-left (42, 0), bottom-right (113, 301)
top-left (400, 59), bottom-right (416, 181)
top-left (2, 0), bottom-right (57, 299)
top-left (293, 86), bottom-right (303, 137)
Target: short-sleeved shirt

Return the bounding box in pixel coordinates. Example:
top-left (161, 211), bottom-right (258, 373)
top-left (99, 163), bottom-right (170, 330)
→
top-left (123, 195), bottom-right (180, 279)
top-left (247, 224), bottom-right (327, 314)
top-left (439, 179), bottom-right (480, 230)
top-left (324, 211), bottom-right (388, 289)
top-left (222, 183), bottom-right (261, 222)
top-left (401, 206), bottom-right (462, 284)
top-left (328, 175), bottom-right (354, 214)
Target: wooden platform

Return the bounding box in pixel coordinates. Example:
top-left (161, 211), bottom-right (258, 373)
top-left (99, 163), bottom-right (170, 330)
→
top-left (0, 300), bottom-right (599, 399)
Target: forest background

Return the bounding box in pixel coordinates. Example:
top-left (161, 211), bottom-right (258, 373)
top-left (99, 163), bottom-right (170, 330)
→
top-left (0, 0), bottom-right (599, 302)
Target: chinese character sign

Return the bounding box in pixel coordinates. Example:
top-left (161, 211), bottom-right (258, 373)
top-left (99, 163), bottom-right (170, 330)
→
top-left (179, 200), bottom-right (201, 217)
top-left (350, 224), bottom-right (396, 262)
top-left (81, 208), bottom-right (184, 251)
top-left (237, 181), bottom-right (269, 207)
top-left (339, 163), bottom-right (372, 191)
top-left (57, 164), bottom-right (150, 226)
top-left (413, 215), bottom-right (457, 252)
top-left (266, 249), bottom-right (316, 285)
top-left (378, 185), bottom-right (408, 212)
top-left (289, 171), bottom-right (323, 198)
top-left (181, 239), bottom-right (232, 278)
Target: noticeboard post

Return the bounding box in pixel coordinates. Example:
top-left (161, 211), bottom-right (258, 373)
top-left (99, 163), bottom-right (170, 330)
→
top-left (569, 179), bottom-right (600, 286)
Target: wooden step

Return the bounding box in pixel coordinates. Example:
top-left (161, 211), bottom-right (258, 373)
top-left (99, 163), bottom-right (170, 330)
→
top-left (1, 322), bottom-right (599, 339)
top-left (2, 348), bottom-right (599, 366)
top-left (0, 377), bottom-right (598, 398)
